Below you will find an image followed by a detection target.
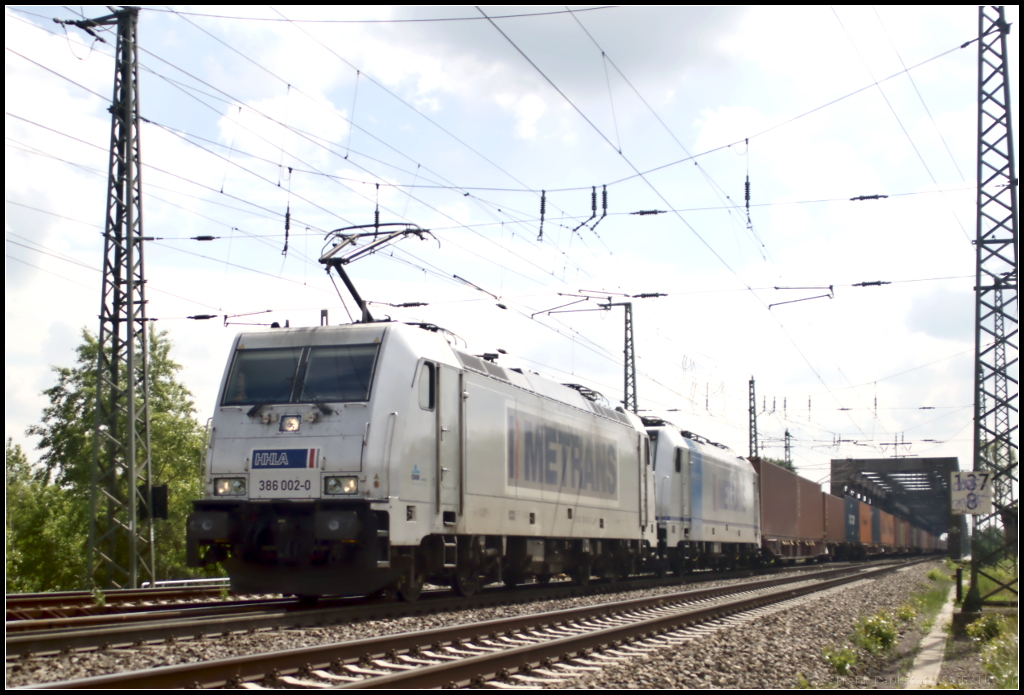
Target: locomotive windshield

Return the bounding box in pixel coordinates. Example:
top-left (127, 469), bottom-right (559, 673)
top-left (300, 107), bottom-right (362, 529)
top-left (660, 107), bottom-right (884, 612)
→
top-left (222, 344), bottom-right (379, 406)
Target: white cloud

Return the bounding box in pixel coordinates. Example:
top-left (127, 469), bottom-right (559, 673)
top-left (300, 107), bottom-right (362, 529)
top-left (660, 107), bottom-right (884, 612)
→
top-left (6, 5), bottom-right (1016, 487)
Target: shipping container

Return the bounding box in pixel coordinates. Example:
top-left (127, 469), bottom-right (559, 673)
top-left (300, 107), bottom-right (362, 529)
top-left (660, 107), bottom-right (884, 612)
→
top-left (749, 458), bottom-right (827, 559)
top-left (798, 476), bottom-right (824, 540)
top-left (880, 510), bottom-right (895, 546)
top-left (845, 497), bottom-right (860, 543)
top-left (859, 501), bottom-right (872, 543)
top-left (749, 458), bottom-right (798, 540)
top-left (823, 492), bottom-right (845, 543)
top-left (871, 506), bottom-right (881, 545)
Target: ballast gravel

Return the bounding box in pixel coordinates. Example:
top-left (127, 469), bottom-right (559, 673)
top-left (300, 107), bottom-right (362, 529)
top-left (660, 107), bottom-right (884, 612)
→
top-left (549, 560), bottom-right (945, 690)
top-left (7, 567), bottom-right (836, 687)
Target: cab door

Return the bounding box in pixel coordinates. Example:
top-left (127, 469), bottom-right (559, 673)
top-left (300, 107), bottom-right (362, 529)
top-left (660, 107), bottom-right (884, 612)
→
top-left (436, 365), bottom-right (463, 524)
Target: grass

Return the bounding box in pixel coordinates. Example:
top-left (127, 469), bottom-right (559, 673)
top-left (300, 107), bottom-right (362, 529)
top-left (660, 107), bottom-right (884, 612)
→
top-left (822, 645), bottom-right (857, 676)
top-left (911, 565), bottom-right (954, 634)
top-left (966, 614), bottom-right (1019, 689)
top-left (90, 586), bottom-right (106, 608)
top-left (853, 610), bottom-right (900, 654)
top-left (969, 560), bottom-right (1018, 603)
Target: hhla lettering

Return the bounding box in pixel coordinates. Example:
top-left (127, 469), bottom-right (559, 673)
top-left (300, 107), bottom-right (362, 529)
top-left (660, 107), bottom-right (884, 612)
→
top-left (255, 452), bottom-right (292, 467)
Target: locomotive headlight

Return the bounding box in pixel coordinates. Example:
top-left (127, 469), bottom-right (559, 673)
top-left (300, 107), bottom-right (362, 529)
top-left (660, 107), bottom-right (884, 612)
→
top-left (325, 476), bottom-right (358, 495)
top-left (280, 416), bottom-right (301, 432)
top-left (214, 477), bottom-right (247, 496)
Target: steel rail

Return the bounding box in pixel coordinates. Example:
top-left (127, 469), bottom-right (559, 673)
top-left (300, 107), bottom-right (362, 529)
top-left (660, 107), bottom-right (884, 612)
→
top-left (5, 586), bottom-right (228, 614)
top-left (27, 560), bottom-right (917, 689)
top-left (6, 561), bottom-right (845, 656)
top-left (344, 563), bottom-right (911, 689)
top-left (6, 597), bottom-right (300, 633)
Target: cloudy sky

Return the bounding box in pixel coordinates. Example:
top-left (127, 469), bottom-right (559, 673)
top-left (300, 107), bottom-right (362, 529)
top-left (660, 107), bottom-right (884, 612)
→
top-left (5, 5), bottom-right (1019, 487)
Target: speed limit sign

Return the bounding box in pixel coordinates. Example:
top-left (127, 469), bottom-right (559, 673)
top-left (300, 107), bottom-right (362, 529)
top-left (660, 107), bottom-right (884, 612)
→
top-left (951, 472), bottom-right (993, 514)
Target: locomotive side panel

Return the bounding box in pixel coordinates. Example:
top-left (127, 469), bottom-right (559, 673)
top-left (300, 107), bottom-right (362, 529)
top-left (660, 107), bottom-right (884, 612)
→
top-left (687, 444), bottom-right (759, 545)
top-left (649, 429), bottom-right (690, 549)
top-left (460, 373), bottom-right (648, 540)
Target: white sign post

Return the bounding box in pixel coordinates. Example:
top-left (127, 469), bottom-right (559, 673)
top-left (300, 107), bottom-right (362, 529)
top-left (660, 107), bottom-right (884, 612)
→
top-left (951, 471), bottom-right (993, 515)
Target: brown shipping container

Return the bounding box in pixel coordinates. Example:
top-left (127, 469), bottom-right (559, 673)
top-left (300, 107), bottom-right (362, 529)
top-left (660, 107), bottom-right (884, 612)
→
top-left (880, 511), bottom-right (895, 546)
top-left (823, 492), bottom-right (845, 542)
top-left (798, 476), bottom-right (824, 540)
top-left (898, 518), bottom-right (909, 547)
top-left (859, 501), bottom-right (872, 543)
top-left (750, 458), bottom-right (798, 540)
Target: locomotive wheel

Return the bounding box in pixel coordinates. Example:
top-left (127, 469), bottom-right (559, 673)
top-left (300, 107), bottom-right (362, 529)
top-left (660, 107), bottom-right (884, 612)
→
top-left (396, 561), bottom-right (425, 602)
top-left (571, 563), bottom-right (592, 586)
top-left (455, 564), bottom-right (481, 597)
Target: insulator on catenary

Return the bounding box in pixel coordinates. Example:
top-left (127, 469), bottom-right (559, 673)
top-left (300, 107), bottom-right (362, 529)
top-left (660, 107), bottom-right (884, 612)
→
top-left (537, 190), bottom-right (546, 241)
top-left (630, 210), bottom-right (665, 216)
top-left (591, 185), bottom-right (608, 233)
top-left (281, 204), bottom-right (290, 256)
top-left (571, 186), bottom-right (598, 234)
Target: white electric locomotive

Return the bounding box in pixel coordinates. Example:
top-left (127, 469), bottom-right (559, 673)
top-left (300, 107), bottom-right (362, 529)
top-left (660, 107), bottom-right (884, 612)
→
top-left (187, 321), bottom-right (658, 598)
top-left (642, 417), bottom-right (762, 572)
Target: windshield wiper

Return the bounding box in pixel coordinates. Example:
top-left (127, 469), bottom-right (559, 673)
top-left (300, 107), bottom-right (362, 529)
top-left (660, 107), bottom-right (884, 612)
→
top-left (311, 397), bottom-right (334, 416)
top-left (247, 402), bottom-right (270, 418)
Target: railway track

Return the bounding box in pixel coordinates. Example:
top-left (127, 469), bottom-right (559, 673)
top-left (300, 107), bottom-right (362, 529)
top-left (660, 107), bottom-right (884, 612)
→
top-left (6, 561), bottom-right (869, 657)
top-left (5, 585), bottom-right (231, 621)
top-left (25, 559), bottom-right (923, 689)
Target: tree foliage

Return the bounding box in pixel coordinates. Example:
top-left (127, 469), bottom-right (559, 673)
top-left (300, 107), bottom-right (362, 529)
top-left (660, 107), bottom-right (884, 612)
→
top-left (762, 456), bottom-right (796, 472)
top-left (6, 438), bottom-right (88, 592)
top-left (8, 328), bottom-right (209, 592)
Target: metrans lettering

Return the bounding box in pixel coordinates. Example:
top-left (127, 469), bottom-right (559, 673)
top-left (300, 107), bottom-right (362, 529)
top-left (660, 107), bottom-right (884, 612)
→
top-left (507, 412), bottom-right (618, 500)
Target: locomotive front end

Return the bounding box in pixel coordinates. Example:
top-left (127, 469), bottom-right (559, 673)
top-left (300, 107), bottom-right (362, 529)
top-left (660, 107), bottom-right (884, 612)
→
top-left (187, 324), bottom-right (394, 596)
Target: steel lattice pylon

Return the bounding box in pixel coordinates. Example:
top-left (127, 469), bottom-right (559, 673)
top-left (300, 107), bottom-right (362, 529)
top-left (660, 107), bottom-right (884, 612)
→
top-left (749, 378), bottom-right (758, 459)
top-left (63, 7), bottom-right (155, 590)
top-left (621, 302), bottom-right (637, 414)
top-left (965, 5), bottom-right (1019, 611)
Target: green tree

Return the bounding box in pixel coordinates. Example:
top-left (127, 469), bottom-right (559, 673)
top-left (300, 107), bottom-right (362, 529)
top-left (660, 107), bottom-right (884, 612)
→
top-left (762, 456), bottom-right (796, 473)
top-left (6, 438), bottom-right (88, 592)
top-left (9, 328), bottom-right (209, 591)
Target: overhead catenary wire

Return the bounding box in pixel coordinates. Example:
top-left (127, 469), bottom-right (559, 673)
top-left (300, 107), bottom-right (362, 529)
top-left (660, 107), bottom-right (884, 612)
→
top-left (830, 6), bottom-right (971, 243)
top-left (8, 7), bottom-right (978, 460)
top-left (9, 7), bottom-right (980, 201)
top-left (144, 6), bottom-right (620, 24)
top-left (477, 6), bottom-right (883, 442)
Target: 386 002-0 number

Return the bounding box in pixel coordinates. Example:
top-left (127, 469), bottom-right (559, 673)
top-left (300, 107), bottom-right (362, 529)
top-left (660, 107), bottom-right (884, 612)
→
top-left (258, 479), bottom-right (312, 492)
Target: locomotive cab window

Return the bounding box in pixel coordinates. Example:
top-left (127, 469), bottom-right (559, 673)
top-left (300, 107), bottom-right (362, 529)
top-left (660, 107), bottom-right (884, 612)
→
top-left (223, 347), bottom-right (303, 405)
top-left (300, 345), bottom-right (378, 403)
top-left (222, 344), bottom-right (379, 406)
top-left (418, 361), bottom-right (436, 410)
